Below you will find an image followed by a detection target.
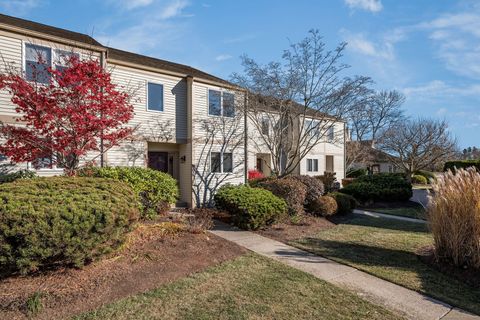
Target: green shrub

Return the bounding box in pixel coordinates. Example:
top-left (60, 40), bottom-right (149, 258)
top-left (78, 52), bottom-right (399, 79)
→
top-left (78, 166), bottom-right (178, 218)
top-left (341, 178), bottom-right (356, 187)
top-left (310, 195), bottom-right (338, 217)
top-left (328, 192), bottom-right (357, 214)
top-left (0, 177), bottom-right (139, 275)
top-left (346, 168), bottom-right (367, 178)
top-left (0, 169), bottom-right (36, 183)
top-left (339, 173), bottom-right (412, 203)
top-left (290, 175), bottom-right (325, 208)
top-left (412, 174), bottom-right (428, 185)
top-left (414, 170), bottom-right (436, 183)
top-left (258, 177), bottom-right (307, 216)
top-left (214, 184), bottom-right (287, 230)
top-left (443, 160), bottom-right (480, 172)
top-left (316, 172), bottom-right (339, 193)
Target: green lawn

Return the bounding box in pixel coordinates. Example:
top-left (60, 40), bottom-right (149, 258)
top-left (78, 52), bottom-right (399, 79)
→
top-left (74, 254), bottom-right (401, 320)
top-left (368, 206), bottom-right (427, 220)
top-left (292, 215), bottom-right (480, 315)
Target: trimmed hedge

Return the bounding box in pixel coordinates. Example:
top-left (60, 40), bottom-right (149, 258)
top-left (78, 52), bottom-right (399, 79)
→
top-left (0, 169), bottom-right (36, 183)
top-left (328, 192), bottom-right (357, 214)
top-left (78, 166), bottom-right (178, 218)
top-left (414, 170), bottom-right (436, 183)
top-left (258, 177), bottom-right (307, 216)
top-left (412, 174), bottom-right (428, 185)
top-left (310, 196), bottom-right (338, 217)
top-left (0, 177), bottom-right (139, 275)
top-left (339, 173), bottom-right (412, 203)
top-left (290, 175), bottom-right (325, 209)
top-left (346, 168), bottom-right (367, 178)
top-left (444, 160), bottom-right (480, 172)
top-left (214, 184), bottom-right (287, 230)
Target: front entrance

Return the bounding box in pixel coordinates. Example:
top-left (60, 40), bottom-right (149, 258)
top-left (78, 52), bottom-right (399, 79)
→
top-left (148, 151), bottom-right (168, 173)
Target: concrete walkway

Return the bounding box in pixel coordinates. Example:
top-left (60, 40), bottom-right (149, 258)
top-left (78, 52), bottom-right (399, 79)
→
top-left (353, 209), bottom-right (427, 224)
top-left (411, 189), bottom-right (430, 208)
top-left (210, 222), bottom-right (479, 320)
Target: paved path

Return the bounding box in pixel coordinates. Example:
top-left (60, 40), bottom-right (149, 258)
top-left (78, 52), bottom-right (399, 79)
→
top-left (353, 209), bottom-right (427, 224)
top-left (210, 222), bottom-right (479, 320)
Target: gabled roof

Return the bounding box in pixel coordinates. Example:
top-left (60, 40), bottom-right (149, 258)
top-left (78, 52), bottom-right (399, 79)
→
top-left (0, 13), bottom-right (102, 47)
top-left (106, 47), bottom-right (237, 88)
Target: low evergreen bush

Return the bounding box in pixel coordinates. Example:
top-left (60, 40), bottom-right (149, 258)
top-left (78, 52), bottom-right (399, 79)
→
top-left (78, 166), bottom-right (178, 218)
top-left (412, 174), bottom-right (428, 185)
top-left (214, 184), bottom-right (287, 230)
top-left (0, 169), bottom-right (36, 183)
top-left (443, 160), bottom-right (480, 172)
top-left (310, 195), bottom-right (338, 217)
top-left (0, 177), bottom-right (139, 275)
top-left (328, 192), bottom-right (357, 214)
top-left (339, 173), bottom-right (412, 203)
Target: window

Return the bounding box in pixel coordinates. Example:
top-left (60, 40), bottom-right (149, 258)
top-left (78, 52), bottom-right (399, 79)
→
top-left (306, 120), bottom-right (320, 137)
top-left (211, 152), bottom-right (233, 173)
top-left (223, 92), bottom-right (235, 117)
top-left (326, 155), bottom-right (334, 173)
top-left (327, 126), bottom-right (335, 141)
top-left (25, 44), bottom-right (51, 84)
top-left (147, 82), bottom-right (164, 111)
top-left (307, 159), bottom-right (318, 172)
top-left (208, 89), bottom-right (235, 117)
top-left (261, 118), bottom-right (269, 135)
top-left (54, 50), bottom-right (79, 75)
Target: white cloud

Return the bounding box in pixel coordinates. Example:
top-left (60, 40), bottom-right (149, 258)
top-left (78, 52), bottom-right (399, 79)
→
top-left (341, 30), bottom-right (395, 60)
top-left (418, 10), bottom-right (480, 79)
top-left (344, 0), bottom-right (382, 13)
top-left (98, 0), bottom-right (191, 54)
top-left (402, 80), bottom-right (480, 99)
top-left (159, 0), bottom-right (189, 19)
top-left (215, 54), bottom-right (232, 61)
top-left (0, 0), bottom-right (41, 15)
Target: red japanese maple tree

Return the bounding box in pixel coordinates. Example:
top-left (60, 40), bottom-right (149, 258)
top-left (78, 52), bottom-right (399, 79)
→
top-left (0, 55), bottom-right (134, 175)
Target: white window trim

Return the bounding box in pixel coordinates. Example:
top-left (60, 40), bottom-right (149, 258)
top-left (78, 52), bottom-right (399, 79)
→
top-left (307, 158), bottom-right (319, 172)
top-left (210, 151), bottom-right (233, 173)
top-left (146, 81), bottom-right (164, 113)
top-left (207, 88), bottom-right (235, 118)
top-left (22, 41), bottom-right (80, 82)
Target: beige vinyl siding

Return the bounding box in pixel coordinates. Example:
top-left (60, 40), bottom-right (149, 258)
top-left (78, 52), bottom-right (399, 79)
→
top-left (108, 63), bottom-right (188, 142)
top-left (191, 82), bottom-right (245, 206)
top-left (0, 34), bottom-right (22, 115)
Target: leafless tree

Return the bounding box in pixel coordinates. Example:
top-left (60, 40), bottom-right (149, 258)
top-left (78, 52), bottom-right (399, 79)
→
top-left (231, 29), bottom-right (371, 177)
top-left (348, 89), bottom-right (405, 141)
top-left (345, 140), bottom-right (374, 171)
top-left (192, 108), bottom-right (245, 207)
top-left (378, 118), bottom-right (457, 178)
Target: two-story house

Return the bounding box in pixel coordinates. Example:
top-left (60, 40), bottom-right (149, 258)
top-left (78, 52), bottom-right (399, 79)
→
top-left (0, 13), bottom-right (344, 208)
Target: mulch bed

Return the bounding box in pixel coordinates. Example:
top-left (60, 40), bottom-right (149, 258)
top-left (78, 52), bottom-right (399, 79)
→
top-left (417, 245), bottom-right (480, 289)
top-left (256, 214), bottom-right (335, 243)
top-left (0, 222), bottom-right (246, 320)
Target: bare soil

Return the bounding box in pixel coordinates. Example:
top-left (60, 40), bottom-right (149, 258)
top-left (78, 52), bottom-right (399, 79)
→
top-left (0, 223), bottom-right (246, 320)
top-left (417, 245), bottom-right (480, 289)
top-left (256, 214), bottom-right (335, 242)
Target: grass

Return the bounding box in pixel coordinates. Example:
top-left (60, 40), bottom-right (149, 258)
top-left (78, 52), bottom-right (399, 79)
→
top-left (74, 254), bottom-right (401, 320)
top-left (368, 206), bottom-right (427, 220)
top-left (292, 215), bottom-right (480, 315)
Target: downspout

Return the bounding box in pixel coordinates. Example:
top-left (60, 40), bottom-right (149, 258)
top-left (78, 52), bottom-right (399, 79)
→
top-left (100, 50), bottom-right (107, 167)
top-left (244, 91), bottom-right (248, 184)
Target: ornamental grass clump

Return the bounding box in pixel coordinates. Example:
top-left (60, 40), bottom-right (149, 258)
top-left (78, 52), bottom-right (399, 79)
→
top-left (428, 168), bottom-right (480, 269)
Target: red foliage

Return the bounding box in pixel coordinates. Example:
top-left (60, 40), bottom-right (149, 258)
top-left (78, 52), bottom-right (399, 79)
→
top-left (248, 169), bottom-right (265, 180)
top-left (0, 56), bottom-right (134, 174)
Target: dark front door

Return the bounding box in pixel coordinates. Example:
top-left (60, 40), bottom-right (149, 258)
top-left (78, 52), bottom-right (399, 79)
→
top-left (148, 151), bottom-right (168, 173)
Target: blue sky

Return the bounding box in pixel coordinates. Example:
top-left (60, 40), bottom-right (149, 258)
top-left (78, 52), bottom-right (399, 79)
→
top-left (1, 0), bottom-right (479, 147)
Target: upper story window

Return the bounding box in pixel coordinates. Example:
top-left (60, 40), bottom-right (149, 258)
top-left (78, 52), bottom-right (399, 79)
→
top-left (147, 82), bottom-right (164, 112)
top-left (327, 126), bottom-right (335, 141)
top-left (25, 44), bottom-right (79, 83)
top-left (25, 44), bottom-right (51, 84)
top-left (305, 119), bottom-right (320, 138)
top-left (54, 50), bottom-right (79, 75)
top-left (261, 118), bottom-right (269, 135)
top-left (307, 158), bottom-right (318, 172)
top-left (208, 89), bottom-right (235, 117)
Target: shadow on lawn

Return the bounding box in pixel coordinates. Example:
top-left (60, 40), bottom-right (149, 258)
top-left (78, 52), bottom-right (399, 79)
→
top-left (292, 236), bottom-right (480, 315)
top-left (330, 214), bottom-right (429, 234)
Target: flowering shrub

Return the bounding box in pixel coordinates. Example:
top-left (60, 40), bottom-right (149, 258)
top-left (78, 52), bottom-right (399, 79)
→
top-left (248, 169), bottom-right (265, 180)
